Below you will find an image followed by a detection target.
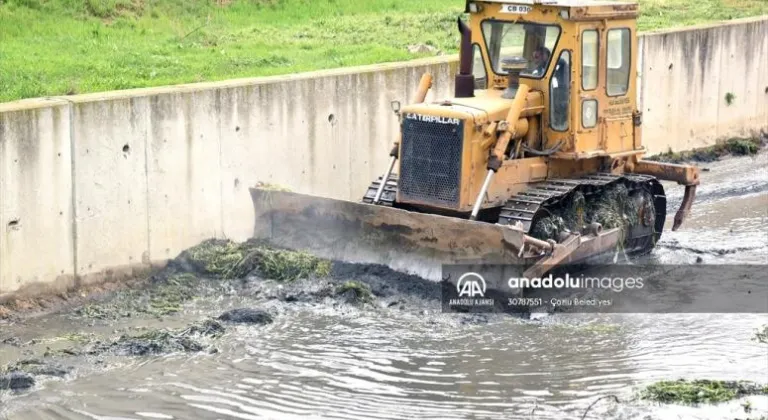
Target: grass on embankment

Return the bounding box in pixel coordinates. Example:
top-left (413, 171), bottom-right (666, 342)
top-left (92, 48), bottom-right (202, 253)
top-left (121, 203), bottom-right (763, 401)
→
top-left (1, 0), bottom-right (766, 102)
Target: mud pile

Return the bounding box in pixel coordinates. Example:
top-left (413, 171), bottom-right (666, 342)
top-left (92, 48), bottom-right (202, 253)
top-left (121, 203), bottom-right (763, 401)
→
top-left (86, 318), bottom-right (227, 356)
top-left (67, 239), bottom-right (335, 322)
top-left (0, 360), bottom-right (72, 391)
top-left (64, 238), bottom-right (439, 325)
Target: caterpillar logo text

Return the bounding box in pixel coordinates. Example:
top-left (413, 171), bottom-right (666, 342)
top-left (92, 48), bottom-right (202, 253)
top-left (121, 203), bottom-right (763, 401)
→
top-left (404, 113), bottom-right (461, 125)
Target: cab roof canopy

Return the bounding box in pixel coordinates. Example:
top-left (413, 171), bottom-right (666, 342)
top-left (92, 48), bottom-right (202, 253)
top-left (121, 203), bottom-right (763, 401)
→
top-left (465, 0), bottom-right (639, 20)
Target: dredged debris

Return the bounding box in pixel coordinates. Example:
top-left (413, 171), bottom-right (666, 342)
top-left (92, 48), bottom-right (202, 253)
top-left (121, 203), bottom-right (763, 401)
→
top-left (530, 183), bottom-right (647, 243)
top-left (218, 308), bottom-right (274, 325)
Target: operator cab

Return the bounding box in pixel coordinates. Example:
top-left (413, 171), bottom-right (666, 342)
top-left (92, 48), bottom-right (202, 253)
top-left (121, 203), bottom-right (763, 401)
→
top-left (465, 0), bottom-right (639, 157)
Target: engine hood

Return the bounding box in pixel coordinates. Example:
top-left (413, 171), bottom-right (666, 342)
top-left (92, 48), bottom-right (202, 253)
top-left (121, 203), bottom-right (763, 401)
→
top-left (400, 89), bottom-right (517, 125)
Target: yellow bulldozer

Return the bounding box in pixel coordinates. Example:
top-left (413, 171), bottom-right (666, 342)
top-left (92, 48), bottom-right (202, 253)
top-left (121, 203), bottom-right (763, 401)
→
top-left (249, 0), bottom-right (700, 281)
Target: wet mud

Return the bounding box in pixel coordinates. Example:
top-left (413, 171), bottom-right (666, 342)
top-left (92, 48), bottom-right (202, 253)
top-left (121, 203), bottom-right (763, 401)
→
top-left (1, 151), bottom-right (768, 419)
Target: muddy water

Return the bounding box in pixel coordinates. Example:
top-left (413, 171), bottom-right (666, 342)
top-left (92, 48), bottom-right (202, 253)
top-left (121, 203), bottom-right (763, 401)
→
top-left (2, 152), bottom-right (767, 420)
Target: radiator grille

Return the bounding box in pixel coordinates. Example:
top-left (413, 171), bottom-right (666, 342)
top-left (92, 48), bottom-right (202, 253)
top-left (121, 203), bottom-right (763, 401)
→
top-left (398, 116), bottom-right (464, 207)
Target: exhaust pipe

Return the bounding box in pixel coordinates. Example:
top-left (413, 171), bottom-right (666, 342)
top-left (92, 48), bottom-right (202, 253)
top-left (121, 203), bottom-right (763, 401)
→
top-left (455, 17), bottom-right (474, 98)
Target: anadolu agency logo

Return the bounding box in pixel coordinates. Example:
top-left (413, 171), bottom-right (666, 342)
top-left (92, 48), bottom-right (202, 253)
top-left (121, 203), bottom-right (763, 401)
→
top-left (449, 272), bottom-right (495, 307)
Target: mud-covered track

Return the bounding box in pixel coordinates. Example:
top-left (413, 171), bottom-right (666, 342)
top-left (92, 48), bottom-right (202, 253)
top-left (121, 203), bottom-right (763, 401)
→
top-left (499, 173), bottom-right (667, 254)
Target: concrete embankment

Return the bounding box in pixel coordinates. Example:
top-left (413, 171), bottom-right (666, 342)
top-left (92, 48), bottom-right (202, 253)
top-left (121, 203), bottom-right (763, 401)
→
top-left (0, 16), bottom-right (766, 298)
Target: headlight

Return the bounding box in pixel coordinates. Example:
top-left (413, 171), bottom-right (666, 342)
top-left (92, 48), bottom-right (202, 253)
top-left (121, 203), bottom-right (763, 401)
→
top-left (468, 2), bottom-right (479, 13)
top-left (582, 99), bottom-right (598, 128)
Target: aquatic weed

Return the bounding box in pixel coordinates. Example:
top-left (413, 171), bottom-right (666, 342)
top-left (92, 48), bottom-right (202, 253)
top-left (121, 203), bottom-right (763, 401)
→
top-left (254, 181), bottom-right (292, 192)
top-left (185, 239), bottom-right (245, 276)
top-left (183, 239), bottom-right (331, 281)
top-left (646, 136), bottom-right (762, 163)
top-left (335, 281), bottom-right (375, 305)
top-left (754, 325), bottom-right (768, 344)
top-left (640, 379), bottom-right (768, 404)
top-left (75, 273), bottom-right (200, 320)
top-left (257, 248), bottom-right (331, 282)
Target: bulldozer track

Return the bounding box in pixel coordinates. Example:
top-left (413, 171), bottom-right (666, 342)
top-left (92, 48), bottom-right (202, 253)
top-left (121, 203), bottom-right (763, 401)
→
top-left (361, 175), bottom-right (398, 207)
top-left (498, 173), bottom-right (660, 229)
top-left (498, 173), bottom-right (667, 254)
top-left (362, 172), bottom-right (667, 253)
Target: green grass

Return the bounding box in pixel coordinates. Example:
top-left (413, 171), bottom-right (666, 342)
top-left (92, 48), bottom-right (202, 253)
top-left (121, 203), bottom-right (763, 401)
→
top-left (0, 0), bottom-right (766, 102)
top-left (639, 0), bottom-right (766, 30)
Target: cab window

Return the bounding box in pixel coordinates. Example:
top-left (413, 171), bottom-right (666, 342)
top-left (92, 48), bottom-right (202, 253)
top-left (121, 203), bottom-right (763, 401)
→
top-left (550, 50), bottom-right (571, 131)
top-left (606, 28), bottom-right (631, 96)
top-left (581, 30), bottom-right (598, 90)
top-left (481, 20), bottom-right (561, 79)
top-left (472, 44), bottom-right (487, 89)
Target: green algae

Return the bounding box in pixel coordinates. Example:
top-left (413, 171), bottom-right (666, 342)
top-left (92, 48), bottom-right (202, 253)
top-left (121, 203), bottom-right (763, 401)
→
top-left (184, 240), bottom-right (246, 277)
top-left (75, 273), bottom-right (199, 320)
top-left (254, 182), bottom-right (293, 192)
top-left (146, 273), bottom-right (199, 315)
top-left (74, 240), bottom-right (331, 320)
top-left (257, 247), bottom-right (332, 282)
top-left (183, 239), bottom-right (331, 281)
top-left (640, 379), bottom-right (768, 404)
top-left (336, 281), bottom-right (375, 305)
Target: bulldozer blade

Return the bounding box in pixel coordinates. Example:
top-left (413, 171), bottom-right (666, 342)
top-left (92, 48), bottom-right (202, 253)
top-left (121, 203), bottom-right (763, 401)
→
top-left (249, 188), bottom-right (526, 281)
